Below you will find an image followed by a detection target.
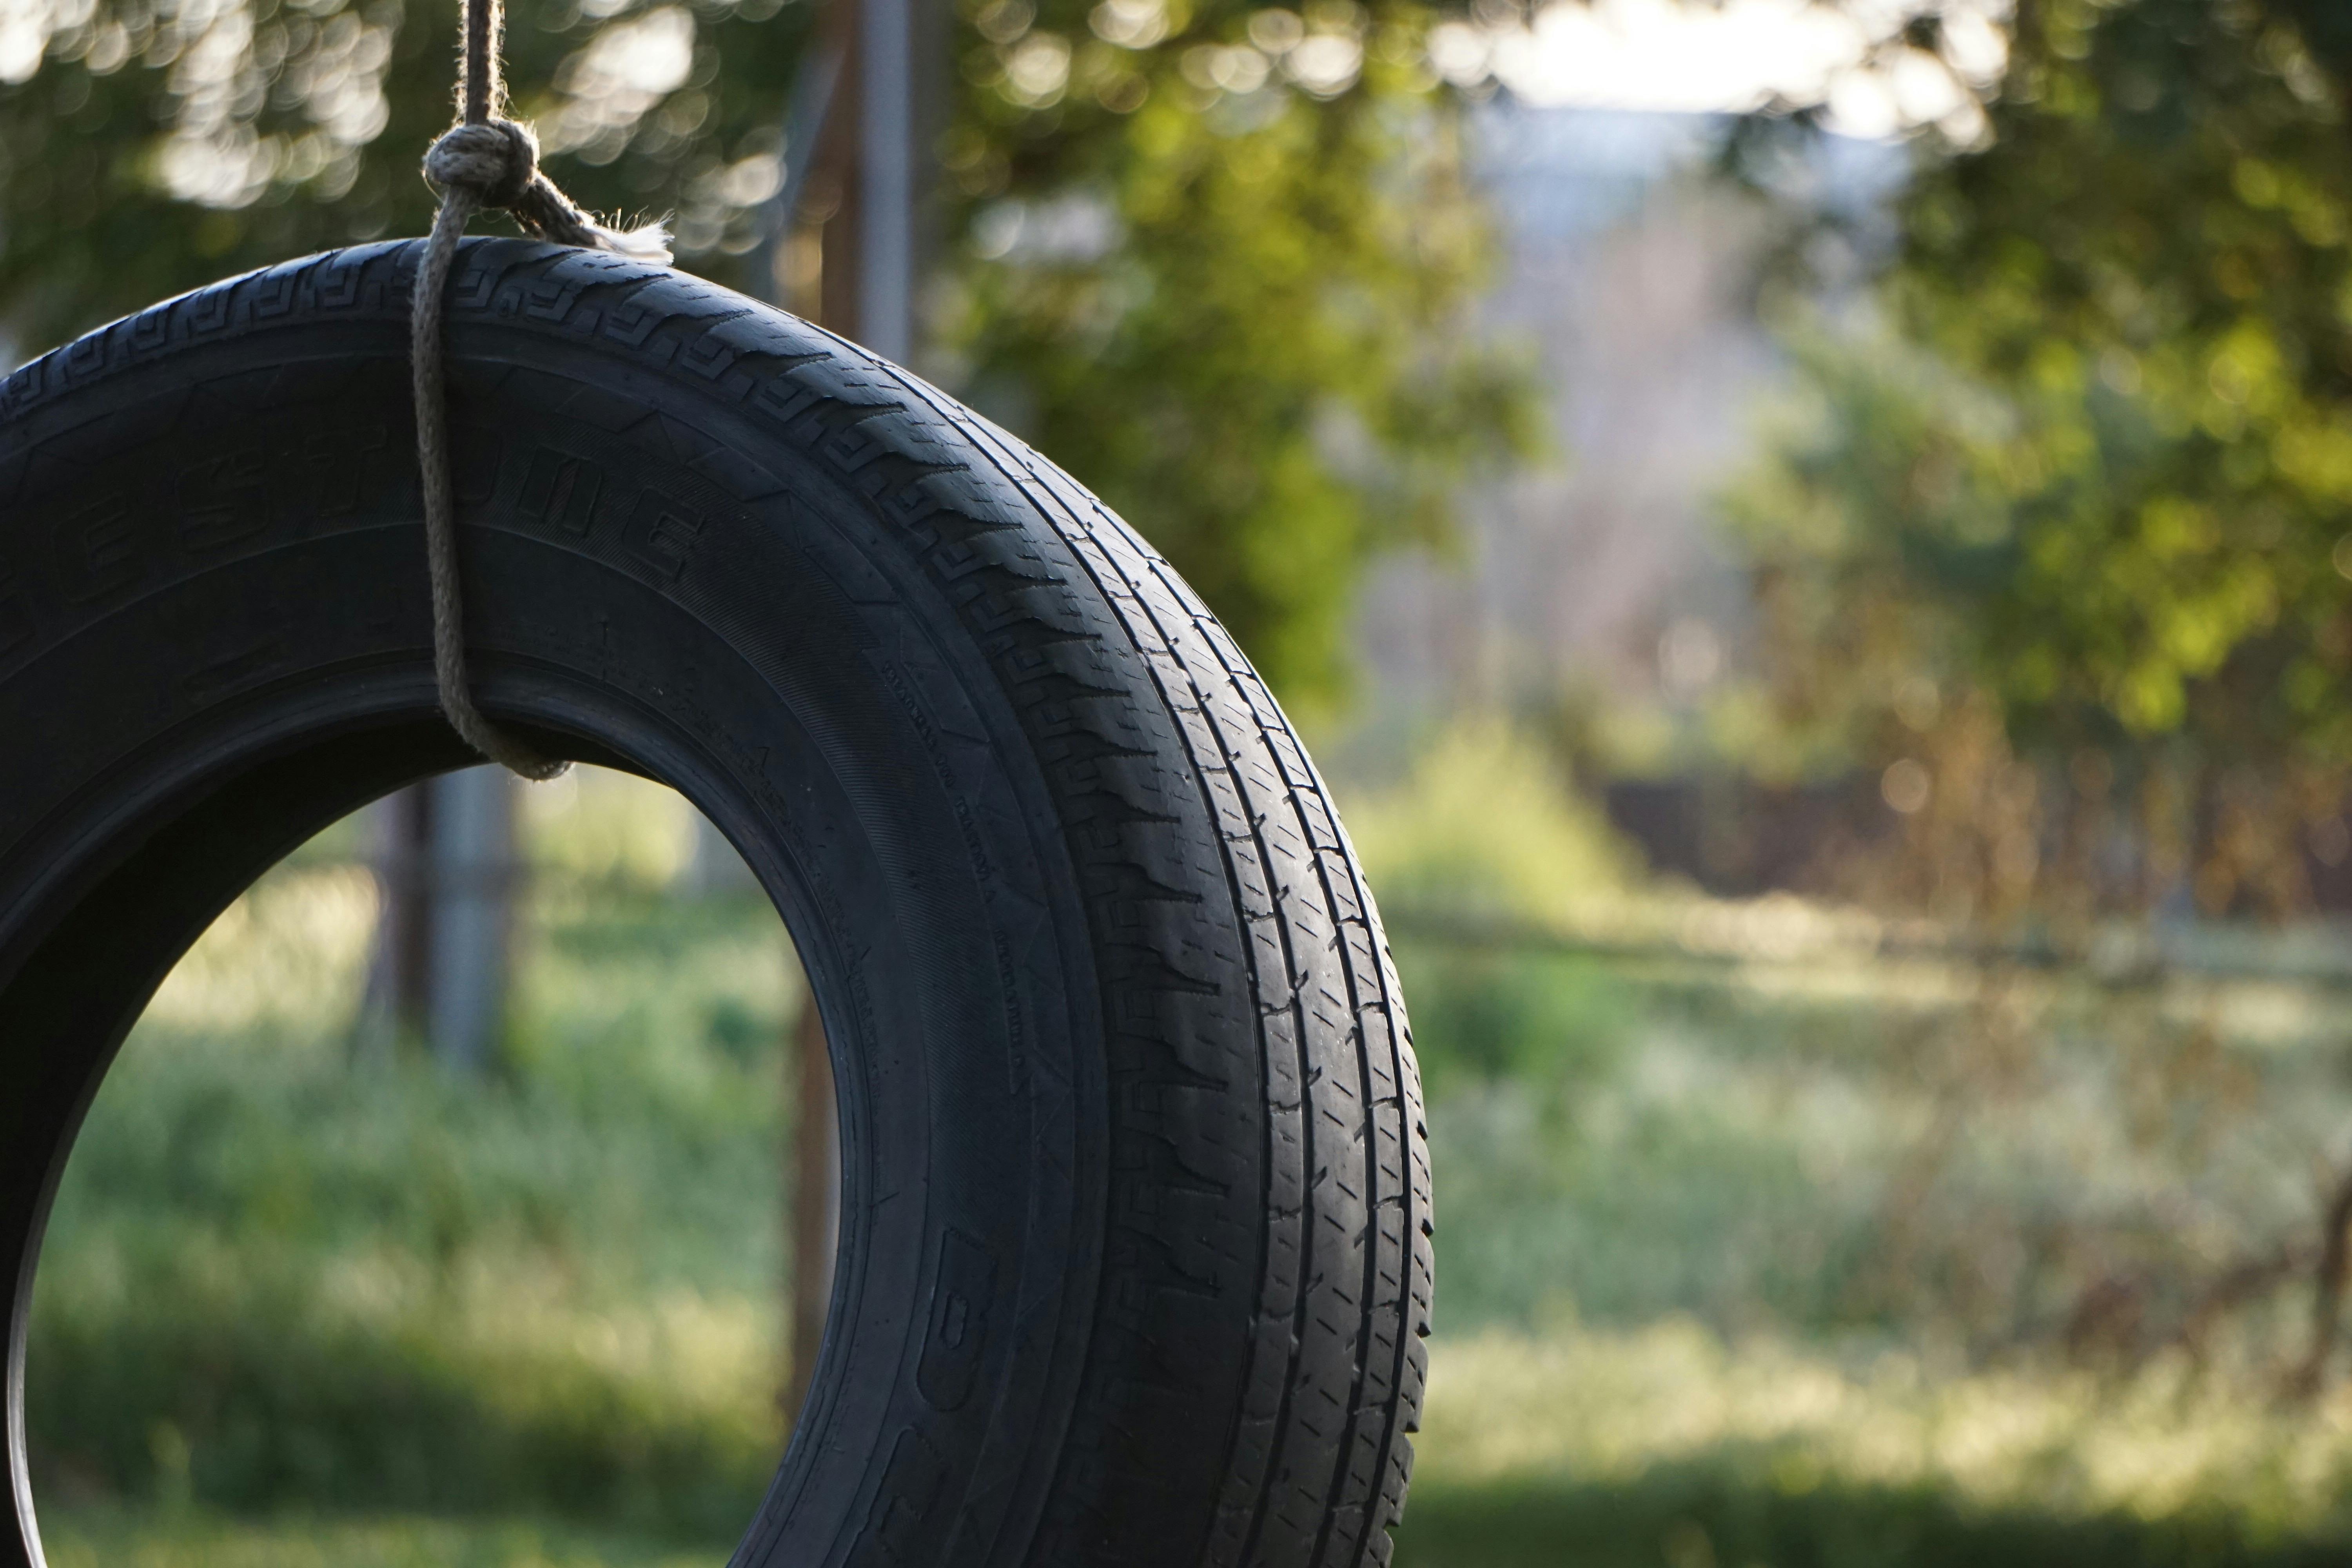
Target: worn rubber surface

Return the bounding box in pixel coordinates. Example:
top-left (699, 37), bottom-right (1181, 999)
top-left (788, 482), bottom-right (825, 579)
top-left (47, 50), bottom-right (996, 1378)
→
top-left (0, 239), bottom-right (1432, 1568)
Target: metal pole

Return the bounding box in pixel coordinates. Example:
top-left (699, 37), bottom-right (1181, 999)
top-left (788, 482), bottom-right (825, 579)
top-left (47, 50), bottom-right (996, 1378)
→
top-left (364, 766), bottom-right (515, 1073)
top-left (425, 766), bottom-right (515, 1073)
top-left (858, 0), bottom-right (913, 362)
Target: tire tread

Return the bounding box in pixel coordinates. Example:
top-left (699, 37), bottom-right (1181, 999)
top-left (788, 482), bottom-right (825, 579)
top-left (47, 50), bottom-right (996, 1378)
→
top-left (0, 240), bottom-right (1432, 1568)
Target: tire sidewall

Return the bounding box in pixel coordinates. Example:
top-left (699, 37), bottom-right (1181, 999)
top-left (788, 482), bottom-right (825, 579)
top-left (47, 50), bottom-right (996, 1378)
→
top-left (0, 240), bottom-right (1112, 1568)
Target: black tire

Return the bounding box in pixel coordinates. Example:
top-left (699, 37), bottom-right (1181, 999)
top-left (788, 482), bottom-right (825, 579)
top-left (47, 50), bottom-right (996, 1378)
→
top-left (0, 239), bottom-right (1432, 1568)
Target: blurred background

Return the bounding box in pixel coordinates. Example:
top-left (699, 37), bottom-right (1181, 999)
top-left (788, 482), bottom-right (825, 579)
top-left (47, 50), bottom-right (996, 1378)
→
top-left (17, 0), bottom-right (2352, 1562)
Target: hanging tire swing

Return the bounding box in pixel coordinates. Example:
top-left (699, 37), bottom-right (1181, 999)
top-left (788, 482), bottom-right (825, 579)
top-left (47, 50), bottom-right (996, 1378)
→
top-left (0, 9), bottom-right (1432, 1563)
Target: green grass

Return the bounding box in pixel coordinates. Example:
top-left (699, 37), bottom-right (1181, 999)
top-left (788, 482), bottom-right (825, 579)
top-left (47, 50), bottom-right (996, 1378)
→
top-left (1414, 1328), bottom-right (2352, 1536)
top-left (29, 764), bottom-right (2352, 1563)
top-left (29, 780), bottom-right (799, 1534)
top-left (1395, 1473), bottom-right (2352, 1568)
top-left (36, 1324), bottom-right (2352, 1566)
top-left (1403, 931), bottom-right (2352, 1359)
top-left (1390, 1325), bottom-right (2352, 1565)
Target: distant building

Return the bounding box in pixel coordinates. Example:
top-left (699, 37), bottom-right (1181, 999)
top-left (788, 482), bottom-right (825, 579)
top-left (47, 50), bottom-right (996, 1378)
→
top-left (1349, 105), bottom-right (1909, 893)
top-left (1356, 105), bottom-right (1902, 731)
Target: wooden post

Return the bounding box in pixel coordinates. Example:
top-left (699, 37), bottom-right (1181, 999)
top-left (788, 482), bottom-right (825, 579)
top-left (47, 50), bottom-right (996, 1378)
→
top-left (760, 0), bottom-right (930, 1429)
top-left (786, 989), bottom-right (838, 1421)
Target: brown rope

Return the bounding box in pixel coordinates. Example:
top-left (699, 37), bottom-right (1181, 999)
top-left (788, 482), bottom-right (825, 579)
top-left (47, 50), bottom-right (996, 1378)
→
top-left (410, 0), bottom-right (671, 780)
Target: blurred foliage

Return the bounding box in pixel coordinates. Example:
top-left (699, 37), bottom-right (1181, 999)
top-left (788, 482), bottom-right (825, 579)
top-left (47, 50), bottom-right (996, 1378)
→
top-left (942, 0), bottom-right (1539, 705)
top-left (1341, 715), bottom-right (1630, 920)
top-left (0, 0), bottom-right (1533, 707)
top-left (519, 765), bottom-right (702, 890)
top-left (1727, 0), bottom-right (2352, 916)
top-left (0, 0), bottom-right (813, 340)
top-left (1338, 716), bottom-right (1637, 1093)
top-left (1711, 1), bottom-right (2352, 1379)
top-left (1391, 945), bottom-right (1628, 1097)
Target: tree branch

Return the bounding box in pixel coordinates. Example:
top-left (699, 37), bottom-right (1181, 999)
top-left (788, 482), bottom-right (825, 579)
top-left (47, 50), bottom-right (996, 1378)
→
top-left (2291, 1161), bottom-right (2352, 1398)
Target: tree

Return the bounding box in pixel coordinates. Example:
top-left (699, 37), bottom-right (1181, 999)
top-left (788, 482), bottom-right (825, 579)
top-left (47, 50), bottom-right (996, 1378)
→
top-left (0, 0), bottom-right (1529, 708)
top-left (942, 0), bottom-right (1532, 704)
top-left (1726, 0), bottom-right (2352, 915)
top-left (0, 0), bottom-right (812, 347)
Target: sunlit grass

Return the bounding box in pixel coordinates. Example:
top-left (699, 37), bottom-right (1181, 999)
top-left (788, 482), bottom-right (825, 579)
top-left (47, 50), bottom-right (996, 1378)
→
top-left (1392, 1329), bottom-right (2352, 1566)
top-left (142, 862), bottom-right (381, 1036)
top-left (1418, 1326), bottom-right (2352, 1534)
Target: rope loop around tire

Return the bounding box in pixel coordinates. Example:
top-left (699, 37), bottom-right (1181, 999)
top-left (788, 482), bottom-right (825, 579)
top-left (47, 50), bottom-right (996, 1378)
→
top-left (408, 0), bottom-right (671, 782)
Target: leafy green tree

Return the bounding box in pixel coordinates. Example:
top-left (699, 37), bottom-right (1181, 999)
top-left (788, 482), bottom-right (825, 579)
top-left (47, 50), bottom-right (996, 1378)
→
top-left (0, 0), bottom-right (812, 344)
top-left (1728, 0), bottom-right (2352, 912)
top-left (0, 0), bottom-right (1529, 706)
top-left (944, 0), bottom-right (1532, 703)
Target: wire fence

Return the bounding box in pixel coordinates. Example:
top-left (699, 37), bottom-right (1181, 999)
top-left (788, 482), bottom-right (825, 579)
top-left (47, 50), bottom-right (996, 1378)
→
top-left (1383, 898), bottom-right (2352, 993)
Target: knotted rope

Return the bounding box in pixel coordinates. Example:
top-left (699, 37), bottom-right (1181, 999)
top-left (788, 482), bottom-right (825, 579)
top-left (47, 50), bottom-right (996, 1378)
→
top-left (411, 0), bottom-right (671, 780)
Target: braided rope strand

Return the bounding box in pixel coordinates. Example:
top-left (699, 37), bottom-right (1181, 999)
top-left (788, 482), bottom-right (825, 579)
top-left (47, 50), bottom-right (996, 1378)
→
top-left (410, 0), bottom-right (670, 780)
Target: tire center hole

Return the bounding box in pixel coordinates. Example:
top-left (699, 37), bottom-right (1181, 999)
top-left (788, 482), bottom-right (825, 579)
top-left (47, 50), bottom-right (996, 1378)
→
top-left (27, 764), bottom-right (839, 1563)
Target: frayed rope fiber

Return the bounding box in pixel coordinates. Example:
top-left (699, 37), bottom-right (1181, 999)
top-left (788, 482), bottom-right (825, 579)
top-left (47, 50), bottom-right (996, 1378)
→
top-left (410, 0), bottom-right (671, 780)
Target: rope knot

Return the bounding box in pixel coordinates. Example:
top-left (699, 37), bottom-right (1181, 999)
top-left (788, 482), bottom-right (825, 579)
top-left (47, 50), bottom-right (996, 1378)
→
top-left (425, 118), bottom-right (538, 210)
